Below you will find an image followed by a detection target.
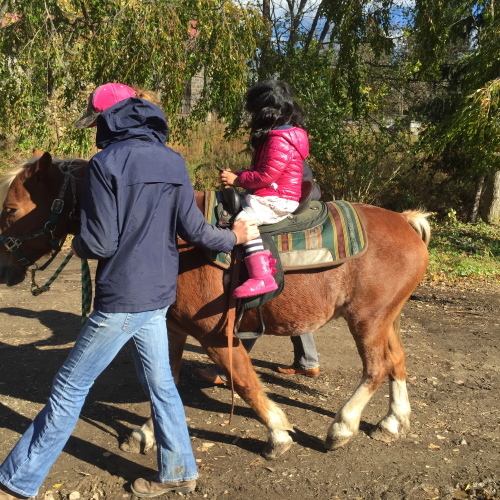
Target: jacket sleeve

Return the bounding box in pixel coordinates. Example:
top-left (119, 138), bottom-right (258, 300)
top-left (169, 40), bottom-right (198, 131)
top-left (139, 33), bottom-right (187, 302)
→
top-left (72, 158), bottom-right (119, 259)
top-left (237, 136), bottom-right (291, 189)
top-left (176, 178), bottom-right (236, 253)
top-left (302, 161), bottom-right (322, 201)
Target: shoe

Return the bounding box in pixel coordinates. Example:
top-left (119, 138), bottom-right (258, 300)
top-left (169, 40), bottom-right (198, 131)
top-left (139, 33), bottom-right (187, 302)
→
top-left (276, 365), bottom-right (320, 377)
top-left (196, 366), bottom-right (228, 385)
top-left (233, 250), bottom-right (278, 298)
top-left (0, 485), bottom-right (33, 500)
top-left (131, 477), bottom-right (196, 497)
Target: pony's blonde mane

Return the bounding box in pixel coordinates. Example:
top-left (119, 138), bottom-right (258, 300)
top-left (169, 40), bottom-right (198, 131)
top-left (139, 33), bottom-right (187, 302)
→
top-left (0, 164), bottom-right (25, 206)
top-left (0, 157), bottom-right (85, 206)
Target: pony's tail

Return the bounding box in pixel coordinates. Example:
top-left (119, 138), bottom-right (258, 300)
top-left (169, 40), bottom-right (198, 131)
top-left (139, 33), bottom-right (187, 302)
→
top-left (402, 210), bottom-right (431, 247)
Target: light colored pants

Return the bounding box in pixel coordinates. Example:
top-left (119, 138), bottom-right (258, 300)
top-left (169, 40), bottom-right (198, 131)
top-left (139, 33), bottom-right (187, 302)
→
top-left (0, 307), bottom-right (197, 498)
top-left (243, 332), bottom-right (319, 369)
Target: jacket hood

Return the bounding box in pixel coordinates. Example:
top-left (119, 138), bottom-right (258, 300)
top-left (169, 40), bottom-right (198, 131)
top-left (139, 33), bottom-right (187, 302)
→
top-left (95, 98), bottom-right (169, 149)
top-left (269, 126), bottom-right (309, 160)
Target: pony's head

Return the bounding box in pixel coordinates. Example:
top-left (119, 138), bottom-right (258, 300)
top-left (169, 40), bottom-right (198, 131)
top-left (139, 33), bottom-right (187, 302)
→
top-left (0, 152), bottom-right (87, 285)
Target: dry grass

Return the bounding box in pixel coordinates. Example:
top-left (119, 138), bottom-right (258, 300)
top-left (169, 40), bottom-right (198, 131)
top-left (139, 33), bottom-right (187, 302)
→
top-left (170, 120), bottom-right (251, 190)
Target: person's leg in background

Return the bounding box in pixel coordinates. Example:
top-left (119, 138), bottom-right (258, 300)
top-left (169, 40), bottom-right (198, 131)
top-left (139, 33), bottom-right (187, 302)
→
top-left (276, 332), bottom-right (320, 377)
top-left (197, 333), bottom-right (319, 385)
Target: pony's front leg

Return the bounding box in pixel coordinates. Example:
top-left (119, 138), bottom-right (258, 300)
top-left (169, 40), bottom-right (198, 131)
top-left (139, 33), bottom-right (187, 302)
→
top-left (200, 335), bottom-right (294, 460)
top-left (120, 416), bottom-right (156, 454)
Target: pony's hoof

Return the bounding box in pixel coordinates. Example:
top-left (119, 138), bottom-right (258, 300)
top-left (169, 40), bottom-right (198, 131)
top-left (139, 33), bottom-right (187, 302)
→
top-left (119, 437), bottom-right (140, 454)
top-left (262, 436), bottom-right (293, 460)
top-left (324, 434), bottom-right (352, 450)
top-left (369, 425), bottom-right (400, 443)
top-left (119, 432), bottom-right (156, 455)
top-left (325, 422), bottom-right (356, 450)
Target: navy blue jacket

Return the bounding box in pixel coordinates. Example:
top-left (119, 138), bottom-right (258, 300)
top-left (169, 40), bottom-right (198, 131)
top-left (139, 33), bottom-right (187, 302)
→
top-left (72, 98), bottom-right (236, 313)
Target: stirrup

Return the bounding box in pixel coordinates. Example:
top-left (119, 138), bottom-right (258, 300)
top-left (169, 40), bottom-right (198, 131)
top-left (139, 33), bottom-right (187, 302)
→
top-left (234, 304), bottom-right (265, 340)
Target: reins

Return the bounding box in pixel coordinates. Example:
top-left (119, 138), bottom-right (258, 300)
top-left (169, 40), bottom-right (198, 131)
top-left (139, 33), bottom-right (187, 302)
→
top-left (30, 246), bottom-right (73, 296)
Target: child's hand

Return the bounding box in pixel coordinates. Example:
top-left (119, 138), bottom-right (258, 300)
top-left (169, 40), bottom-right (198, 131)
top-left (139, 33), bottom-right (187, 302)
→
top-left (220, 169), bottom-right (240, 187)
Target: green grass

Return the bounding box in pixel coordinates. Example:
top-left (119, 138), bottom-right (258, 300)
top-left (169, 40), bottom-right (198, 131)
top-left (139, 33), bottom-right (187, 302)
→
top-left (426, 215), bottom-right (500, 286)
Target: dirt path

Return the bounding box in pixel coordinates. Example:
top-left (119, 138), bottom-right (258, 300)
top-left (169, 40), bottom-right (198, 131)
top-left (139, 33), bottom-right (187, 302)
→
top-left (0, 257), bottom-right (499, 500)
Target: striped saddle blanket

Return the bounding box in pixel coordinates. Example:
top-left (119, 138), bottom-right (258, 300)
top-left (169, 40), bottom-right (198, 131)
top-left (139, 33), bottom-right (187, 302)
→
top-left (204, 191), bottom-right (367, 271)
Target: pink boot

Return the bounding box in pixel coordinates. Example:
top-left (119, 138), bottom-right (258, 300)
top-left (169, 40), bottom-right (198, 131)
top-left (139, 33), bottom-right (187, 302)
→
top-left (233, 250), bottom-right (279, 298)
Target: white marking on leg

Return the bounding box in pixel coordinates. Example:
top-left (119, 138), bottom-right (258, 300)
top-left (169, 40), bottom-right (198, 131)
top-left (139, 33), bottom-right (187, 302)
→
top-left (266, 402), bottom-right (293, 441)
top-left (130, 417), bottom-right (156, 453)
top-left (377, 379), bottom-right (411, 435)
top-left (328, 378), bottom-right (373, 441)
top-left (262, 401), bottom-right (293, 458)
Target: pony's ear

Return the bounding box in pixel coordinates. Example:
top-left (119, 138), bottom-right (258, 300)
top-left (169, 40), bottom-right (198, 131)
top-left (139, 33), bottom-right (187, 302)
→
top-left (28, 151), bottom-right (53, 180)
top-left (37, 152), bottom-right (53, 174)
top-left (32, 148), bottom-right (43, 158)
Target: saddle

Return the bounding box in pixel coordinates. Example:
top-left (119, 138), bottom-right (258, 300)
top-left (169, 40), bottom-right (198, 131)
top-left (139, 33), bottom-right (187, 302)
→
top-left (203, 186), bottom-right (367, 339)
top-left (216, 180), bottom-right (315, 229)
top-left (206, 186), bottom-right (366, 272)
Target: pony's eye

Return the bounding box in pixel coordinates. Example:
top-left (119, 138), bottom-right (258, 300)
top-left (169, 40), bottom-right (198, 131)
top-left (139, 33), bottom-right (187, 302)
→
top-left (3, 207), bottom-right (18, 215)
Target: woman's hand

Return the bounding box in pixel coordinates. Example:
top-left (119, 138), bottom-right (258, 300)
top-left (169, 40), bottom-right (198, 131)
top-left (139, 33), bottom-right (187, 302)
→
top-left (220, 169), bottom-right (240, 187)
top-left (70, 238), bottom-right (81, 258)
top-left (231, 219), bottom-right (260, 244)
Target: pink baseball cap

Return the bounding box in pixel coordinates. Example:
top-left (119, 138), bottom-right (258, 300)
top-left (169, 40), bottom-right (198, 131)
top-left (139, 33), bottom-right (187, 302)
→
top-left (75, 83), bottom-right (136, 128)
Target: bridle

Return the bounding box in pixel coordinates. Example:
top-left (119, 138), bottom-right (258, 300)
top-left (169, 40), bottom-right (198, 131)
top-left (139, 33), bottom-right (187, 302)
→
top-left (0, 162), bottom-right (80, 270)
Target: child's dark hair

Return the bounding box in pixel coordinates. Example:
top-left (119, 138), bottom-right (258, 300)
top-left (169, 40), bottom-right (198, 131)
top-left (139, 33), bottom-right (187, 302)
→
top-left (246, 80), bottom-right (306, 149)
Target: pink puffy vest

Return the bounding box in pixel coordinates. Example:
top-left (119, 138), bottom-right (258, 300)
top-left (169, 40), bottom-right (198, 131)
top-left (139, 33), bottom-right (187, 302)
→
top-left (237, 127), bottom-right (309, 201)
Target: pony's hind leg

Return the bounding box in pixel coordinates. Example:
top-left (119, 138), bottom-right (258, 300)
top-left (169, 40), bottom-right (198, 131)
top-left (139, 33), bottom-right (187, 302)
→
top-left (325, 314), bottom-right (407, 450)
top-left (200, 335), bottom-right (294, 460)
top-left (370, 315), bottom-right (411, 442)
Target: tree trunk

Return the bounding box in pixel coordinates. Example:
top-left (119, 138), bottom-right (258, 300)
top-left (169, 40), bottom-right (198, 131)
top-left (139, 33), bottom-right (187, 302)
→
top-left (480, 169), bottom-right (500, 224)
top-left (258, 0), bottom-right (272, 80)
top-left (470, 173), bottom-right (486, 223)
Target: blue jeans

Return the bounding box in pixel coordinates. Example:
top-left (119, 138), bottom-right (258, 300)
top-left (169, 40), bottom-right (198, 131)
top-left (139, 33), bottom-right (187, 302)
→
top-left (0, 307), bottom-right (197, 498)
top-left (290, 332), bottom-right (319, 369)
top-left (242, 333), bottom-right (319, 369)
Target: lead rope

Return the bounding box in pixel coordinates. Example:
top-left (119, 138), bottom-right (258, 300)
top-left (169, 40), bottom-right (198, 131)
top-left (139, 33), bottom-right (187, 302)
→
top-left (80, 258), bottom-right (92, 325)
top-left (31, 251), bottom-right (74, 296)
top-left (30, 251), bottom-right (92, 326)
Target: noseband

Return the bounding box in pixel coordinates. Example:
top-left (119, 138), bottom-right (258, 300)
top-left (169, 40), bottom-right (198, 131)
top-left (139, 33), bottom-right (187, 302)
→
top-left (0, 166), bottom-right (79, 269)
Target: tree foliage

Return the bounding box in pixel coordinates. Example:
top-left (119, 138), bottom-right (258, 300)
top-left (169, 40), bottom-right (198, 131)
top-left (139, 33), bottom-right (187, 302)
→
top-left (0, 0), bottom-right (265, 156)
top-left (409, 0), bottom-right (500, 221)
top-left (411, 0), bottom-right (500, 171)
top-left (1, 0), bottom-right (498, 220)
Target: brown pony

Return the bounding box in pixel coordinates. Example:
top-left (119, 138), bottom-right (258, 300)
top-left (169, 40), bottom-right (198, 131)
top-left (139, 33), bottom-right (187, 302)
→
top-left (0, 153), bottom-right (431, 460)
